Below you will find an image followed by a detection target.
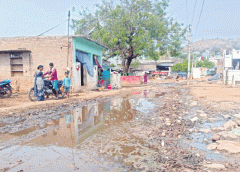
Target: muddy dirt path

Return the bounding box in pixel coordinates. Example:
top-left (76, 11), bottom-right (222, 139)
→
top-left (0, 82), bottom-right (160, 116)
top-left (0, 82), bottom-right (240, 171)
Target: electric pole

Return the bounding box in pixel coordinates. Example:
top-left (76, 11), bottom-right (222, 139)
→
top-left (192, 53), bottom-right (194, 70)
top-left (67, 10), bottom-right (70, 69)
top-left (187, 25), bottom-right (191, 86)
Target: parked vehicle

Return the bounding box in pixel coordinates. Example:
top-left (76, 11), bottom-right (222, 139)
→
top-left (177, 72), bottom-right (187, 80)
top-left (207, 68), bottom-right (217, 76)
top-left (0, 79), bottom-right (13, 98)
top-left (28, 79), bottom-right (65, 101)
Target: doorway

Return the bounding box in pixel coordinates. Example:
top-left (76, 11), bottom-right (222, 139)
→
top-left (81, 63), bottom-right (84, 86)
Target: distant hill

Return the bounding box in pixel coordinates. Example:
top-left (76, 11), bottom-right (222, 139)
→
top-left (184, 39), bottom-right (240, 55)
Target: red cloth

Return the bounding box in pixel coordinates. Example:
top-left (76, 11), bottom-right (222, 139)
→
top-left (98, 80), bottom-right (104, 84)
top-left (144, 74), bottom-right (148, 83)
top-left (94, 57), bottom-right (102, 68)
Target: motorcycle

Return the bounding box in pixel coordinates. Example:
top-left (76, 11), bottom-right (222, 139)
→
top-left (0, 79), bottom-right (13, 98)
top-left (28, 79), bottom-right (65, 101)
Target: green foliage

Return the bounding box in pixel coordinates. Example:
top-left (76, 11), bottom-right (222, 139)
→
top-left (72, 0), bottom-right (186, 72)
top-left (178, 53), bottom-right (187, 60)
top-left (130, 60), bottom-right (140, 68)
top-left (171, 59), bottom-right (215, 73)
top-left (171, 60), bottom-right (189, 72)
top-left (110, 63), bottom-right (116, 67)
top-left (196, 59), bottom-right (215, 68)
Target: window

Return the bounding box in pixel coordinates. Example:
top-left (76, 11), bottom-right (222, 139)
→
top-left (10, 52), bottom-right (23, 77)
top-left (11, 52), bottom-right (23, 58)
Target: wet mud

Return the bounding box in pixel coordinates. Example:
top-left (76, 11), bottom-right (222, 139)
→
top-left (1, 82), bottom-right (240, 171)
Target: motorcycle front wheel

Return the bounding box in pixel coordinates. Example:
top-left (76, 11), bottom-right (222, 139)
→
top-left (1, 86), bottom-right (12, 98)
top-left (28, 87), bottom-right (37, 101)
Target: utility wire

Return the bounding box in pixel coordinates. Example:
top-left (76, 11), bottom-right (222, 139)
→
top-left (38, 20), bottom-right (68, 36)
top-left (191, 0), bottom-right (198, 25)
top-left (186, 0), bottom-right (188, 27)
top-left (193, 0), bottom-right (205, 41)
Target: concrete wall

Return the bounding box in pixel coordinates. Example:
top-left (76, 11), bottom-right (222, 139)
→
top-left (192, 68), bottom-right (201, 78)
top-left (139, 64), bottom-right (156, 71)
top-left (232, 49), bottom-right (240, 59)
top-left (110, 73), bottom-right (122, 89)
top-left (227, 70), bottom-right (240, 85)
top-left (0, 36), bottom-right (72, 91)
top-left (86, 65), bottom-right (98, 90)
top-left (120, 76), bottom-right (142, 86)
top-left (0, 53), bottom-right (10, 78)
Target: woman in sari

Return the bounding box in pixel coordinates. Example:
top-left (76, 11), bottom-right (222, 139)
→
top-left (144, 72), bottom-right (148, 84)
top-left (34, 65), bottom-right (45, 101)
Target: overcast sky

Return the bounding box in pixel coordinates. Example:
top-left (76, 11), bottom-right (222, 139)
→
top-left (0, 0), bottom-right (240, 43)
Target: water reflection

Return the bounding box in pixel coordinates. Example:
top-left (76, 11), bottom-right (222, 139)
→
top-left (25, 98), bottom-right (138, 147)
top-left (0, 92), bottom-right (157, 150)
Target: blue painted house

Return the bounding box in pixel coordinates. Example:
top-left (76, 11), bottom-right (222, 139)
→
top-left (71, 36), bottom-right (107, 91)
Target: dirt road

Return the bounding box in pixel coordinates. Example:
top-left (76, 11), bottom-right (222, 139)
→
top-left (1, 81), bottom-right (240, 171)
top-left (0, 83), bottom-right (157, 116)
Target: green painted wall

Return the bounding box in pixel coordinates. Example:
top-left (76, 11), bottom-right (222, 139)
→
top-left (72, 37), bottom-right (104, 65)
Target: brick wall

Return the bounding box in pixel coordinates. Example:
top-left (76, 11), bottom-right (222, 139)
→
top-left (0, 36), bottom-right (73, 91)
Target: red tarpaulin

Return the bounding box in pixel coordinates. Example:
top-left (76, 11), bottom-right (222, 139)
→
top-left (152, 71), bottom-right (167, 75)
top-left (94, 57), bottom-right (102, 68)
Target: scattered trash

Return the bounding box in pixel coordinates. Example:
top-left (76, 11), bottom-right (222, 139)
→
top-left (191, 117), bottom-right (198, 122)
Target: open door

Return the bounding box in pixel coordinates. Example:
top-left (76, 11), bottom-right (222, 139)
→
top-left (81, 63), bottom-right (84, 86)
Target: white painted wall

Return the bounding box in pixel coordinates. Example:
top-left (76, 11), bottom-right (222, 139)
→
top-left (110, 73), bottom-right (122, 89)
top-left (227, 70), bottom-right (240, 84)
top-left (192, 68), bottom-right (201, 78)
top-left (86, 65), bottom-right (98, 90)
top-left (224, 55), bottom-right (232, 68)
top-left (232, 49), bottom-right (240, 59)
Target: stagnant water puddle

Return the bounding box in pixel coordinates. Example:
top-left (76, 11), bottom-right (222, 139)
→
top-left (182, 96), bottom-right (240, 164)
top-left (0, 89), bottom-right (167, 171)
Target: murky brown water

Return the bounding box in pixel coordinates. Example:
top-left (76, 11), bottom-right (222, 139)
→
top-left (0, 89), bottom-right (168, 171)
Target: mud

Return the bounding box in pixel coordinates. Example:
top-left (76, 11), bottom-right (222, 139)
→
top-left (1, 82), bottom-right (240, 171)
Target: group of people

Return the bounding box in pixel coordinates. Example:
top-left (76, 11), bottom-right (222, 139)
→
top-left (34, 63), bottom-right (72, 101)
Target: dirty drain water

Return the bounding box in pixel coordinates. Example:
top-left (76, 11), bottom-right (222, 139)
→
top-left (182, 98), bottom-right (240, 164)
top-left (0, 89), bottom-right (164, 171)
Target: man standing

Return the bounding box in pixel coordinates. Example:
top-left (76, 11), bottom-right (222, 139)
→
top-left (44, 63), bottom-right (59, 99)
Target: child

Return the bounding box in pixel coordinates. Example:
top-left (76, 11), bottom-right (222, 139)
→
top-left (63, 72), bottom-right (72, 99)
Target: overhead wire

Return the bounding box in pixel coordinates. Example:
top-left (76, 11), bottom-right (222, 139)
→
top-left (186, 0), bottom-right (188, 27)
top-left (193, 0), bottom-right (206, 41)
top-left (38, 20), bottom-right (68, 36)
top-left (185, 0), bottom-right (189, 44)
top-left (191, 0), bottom-right (198, 25)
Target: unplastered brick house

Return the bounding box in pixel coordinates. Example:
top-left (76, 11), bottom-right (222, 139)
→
top-left (0, 36), bottom-right (107, 92)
